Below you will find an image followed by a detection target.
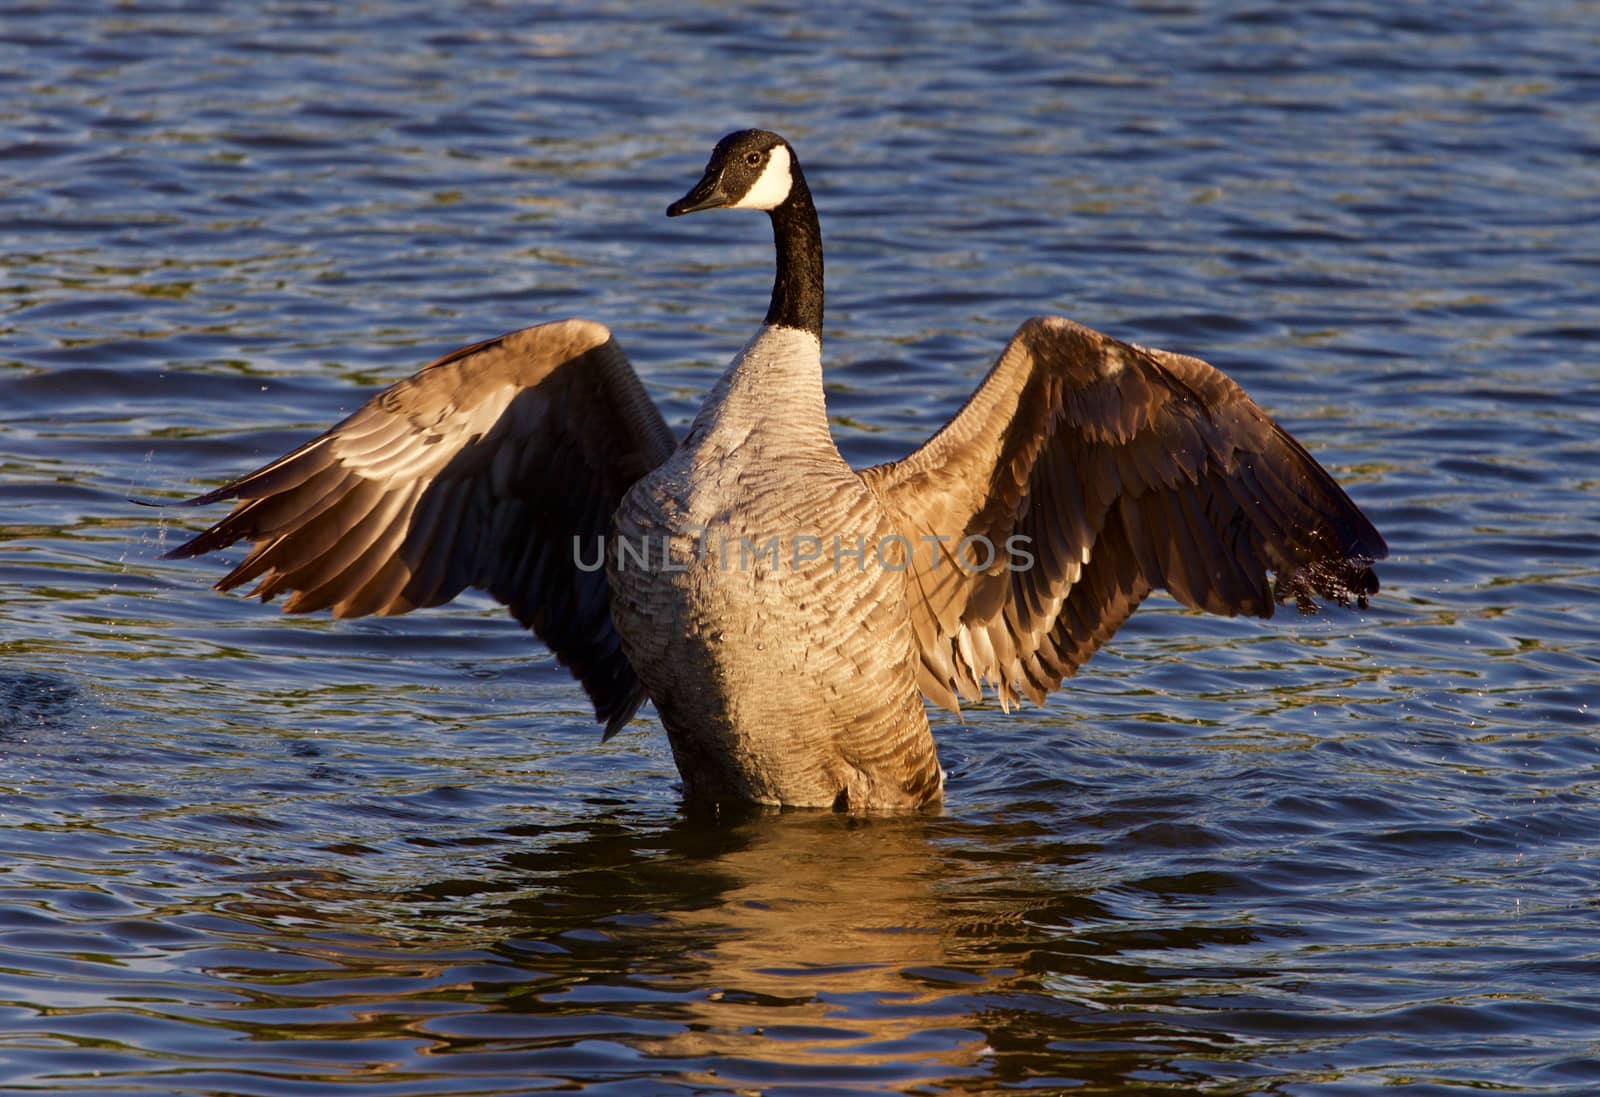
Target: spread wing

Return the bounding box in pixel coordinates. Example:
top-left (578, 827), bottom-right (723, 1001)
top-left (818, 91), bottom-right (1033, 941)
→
top-left (859, 316), bottom-right (1387, 713)
top-left (167, 317), bottom-right (677, 737)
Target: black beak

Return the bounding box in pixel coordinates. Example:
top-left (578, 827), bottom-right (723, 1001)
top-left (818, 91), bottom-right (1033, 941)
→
top-left (667, 168), bottom-right (729, 217)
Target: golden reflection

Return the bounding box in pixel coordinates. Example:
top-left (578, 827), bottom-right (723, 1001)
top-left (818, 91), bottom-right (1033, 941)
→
top-left (596, 812), bottom-right (995, 1084)
top-left (202, 811), bottom-right (1017, 1088)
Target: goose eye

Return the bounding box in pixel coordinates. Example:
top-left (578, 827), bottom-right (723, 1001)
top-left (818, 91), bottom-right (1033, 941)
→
top-left (744, 151), bottom-right (763, 167)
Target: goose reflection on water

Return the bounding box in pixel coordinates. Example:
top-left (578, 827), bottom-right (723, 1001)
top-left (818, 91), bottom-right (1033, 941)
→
top-left (201, 808), bottom-right (1270, 1089)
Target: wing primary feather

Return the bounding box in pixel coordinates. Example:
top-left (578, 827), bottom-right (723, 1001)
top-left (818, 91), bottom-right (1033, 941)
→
top-left (864, 314), bottom-right (1383, 716)
top-left (278, 486), bottom-right (416, 615)
top-left (172, 318), bottom-right (676, 737)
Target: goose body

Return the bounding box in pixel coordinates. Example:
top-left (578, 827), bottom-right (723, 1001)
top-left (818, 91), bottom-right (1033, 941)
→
top-left (168, 130), bottom-right (1386, 811)
top-left (608, 323), bottom-right (941, 808)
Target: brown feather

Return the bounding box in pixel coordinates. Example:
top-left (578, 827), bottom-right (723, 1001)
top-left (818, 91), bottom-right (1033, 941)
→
top-left (169, 318), bottom-right (676, 734)
top-left (862, 315), bottom-right (1386, 711)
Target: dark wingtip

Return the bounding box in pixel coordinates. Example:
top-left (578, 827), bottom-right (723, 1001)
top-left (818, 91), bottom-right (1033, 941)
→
top-left (132, 487), bottom-right (235, 509)
top-left (162, 517), bottom-right (243, 560)
top-left (163, 534), bottom-right (211, 561)
top-left (155, 482), bottom-right (246, 559)
top-left (1274, 555), bottom-right (1381, 615)
top-left (178, 484), bottom-right (245, 508)
top-left (599, 703), bottom-right (634, 742)
top-left (598, 683), bottom-right (648, 742)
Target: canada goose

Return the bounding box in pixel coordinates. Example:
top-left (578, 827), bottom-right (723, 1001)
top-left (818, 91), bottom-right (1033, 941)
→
top-left (167, 129), bottom-right (1386, 811)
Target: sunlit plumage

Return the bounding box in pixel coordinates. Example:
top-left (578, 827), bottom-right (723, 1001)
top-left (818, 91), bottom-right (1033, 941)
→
top-left (170, 129), bottom-right (1386, 811)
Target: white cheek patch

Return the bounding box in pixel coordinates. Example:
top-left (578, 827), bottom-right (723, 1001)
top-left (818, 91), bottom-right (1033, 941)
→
top-left (731, 144), bottom-right (794, 210)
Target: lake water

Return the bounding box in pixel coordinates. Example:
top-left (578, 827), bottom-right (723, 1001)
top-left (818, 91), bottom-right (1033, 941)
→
top-left (3, 2), bottom-right (1598, 1093)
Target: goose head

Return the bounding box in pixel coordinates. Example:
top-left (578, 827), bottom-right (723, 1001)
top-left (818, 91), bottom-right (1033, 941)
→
top-left (667, 129), bottom-right (823, 336)
top-left (668, 129), bottom-right (799, 216)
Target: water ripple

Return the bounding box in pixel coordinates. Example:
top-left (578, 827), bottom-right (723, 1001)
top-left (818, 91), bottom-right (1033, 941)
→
top-left (3, 0), bottom-right (1599, 1093)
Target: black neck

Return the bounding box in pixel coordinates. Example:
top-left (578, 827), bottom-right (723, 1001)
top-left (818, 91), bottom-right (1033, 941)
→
top-left (764, 168), bottom-right (823, 337)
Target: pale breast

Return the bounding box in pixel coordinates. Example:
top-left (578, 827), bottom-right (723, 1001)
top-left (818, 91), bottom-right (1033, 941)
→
top-left (606, 438), bottom-right (934, 806)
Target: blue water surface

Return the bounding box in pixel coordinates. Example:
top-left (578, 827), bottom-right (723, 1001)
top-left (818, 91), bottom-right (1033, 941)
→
top-left (2, 2), bottom-right (1598, 1093)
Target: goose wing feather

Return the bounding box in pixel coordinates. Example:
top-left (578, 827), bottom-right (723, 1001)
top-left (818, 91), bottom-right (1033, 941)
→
top-left (167, 317), bottom-right (677, 737)
top-left (860, 316), bottom-right (1387, 712)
